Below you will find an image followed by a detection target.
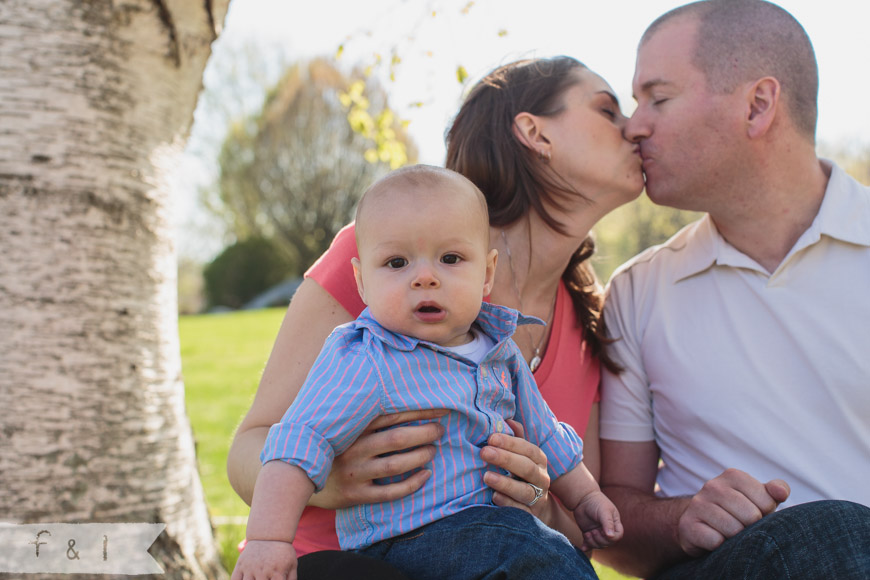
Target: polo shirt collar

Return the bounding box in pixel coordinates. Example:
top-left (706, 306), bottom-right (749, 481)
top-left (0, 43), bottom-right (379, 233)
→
top-left (811, 161), bottom-right (870, 247)
top-left (673, 161), bottom-right (870, 282)
top-left (354, 302), bottom-right (542, 353)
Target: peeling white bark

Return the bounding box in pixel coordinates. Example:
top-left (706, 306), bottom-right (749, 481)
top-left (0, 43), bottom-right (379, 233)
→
top-left (0, 1), bottom-right (230, 578)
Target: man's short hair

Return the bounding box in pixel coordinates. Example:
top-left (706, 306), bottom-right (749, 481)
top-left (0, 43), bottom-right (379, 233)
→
top-left (643, 0), bottom-right (818, 139)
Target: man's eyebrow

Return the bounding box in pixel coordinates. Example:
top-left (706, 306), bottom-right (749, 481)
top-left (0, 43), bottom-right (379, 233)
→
top-left (634, 78), bottom-right (672, 99)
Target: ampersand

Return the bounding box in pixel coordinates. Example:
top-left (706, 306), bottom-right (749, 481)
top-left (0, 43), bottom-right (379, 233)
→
top-left (66, 539), bottom-right (80, 560)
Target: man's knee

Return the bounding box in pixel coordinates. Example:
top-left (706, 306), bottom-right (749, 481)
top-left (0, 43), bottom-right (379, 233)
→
top-left (742, 500), bottom-right (870, 577)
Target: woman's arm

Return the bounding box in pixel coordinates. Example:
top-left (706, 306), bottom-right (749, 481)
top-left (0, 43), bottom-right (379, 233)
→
top-left (227, 278), bottom-right (444, 507)
top-left (227, 278), bottom-right (354, 504)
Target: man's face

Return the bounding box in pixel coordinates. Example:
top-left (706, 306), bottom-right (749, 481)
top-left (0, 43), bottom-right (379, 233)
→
top-left (625, 16), bottom-right (744, 211)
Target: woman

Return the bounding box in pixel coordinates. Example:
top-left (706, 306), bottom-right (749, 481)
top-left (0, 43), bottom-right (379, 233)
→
top-left (227, 55), bottom-right (643, 577)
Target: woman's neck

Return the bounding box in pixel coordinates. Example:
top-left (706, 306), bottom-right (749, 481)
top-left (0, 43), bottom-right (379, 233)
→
top-left (489, 214), bottom-right (585, 316)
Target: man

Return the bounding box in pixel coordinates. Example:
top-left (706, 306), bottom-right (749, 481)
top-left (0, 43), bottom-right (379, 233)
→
top-left (598, 1), bottom-right (870, 578)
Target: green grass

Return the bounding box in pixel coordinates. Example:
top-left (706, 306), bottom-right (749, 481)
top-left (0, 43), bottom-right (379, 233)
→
top-left (180, 307), bottom-right (285, 571)
top-left (180, 307), bottom-right (636, 578)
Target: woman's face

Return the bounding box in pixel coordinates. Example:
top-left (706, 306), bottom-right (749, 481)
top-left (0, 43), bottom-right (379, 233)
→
top-left (540, 69), bottom-right (645, 211)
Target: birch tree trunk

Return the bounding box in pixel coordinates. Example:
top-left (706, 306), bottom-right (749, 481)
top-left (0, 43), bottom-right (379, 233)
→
top-left (0, 1), bottom-right (230, 578)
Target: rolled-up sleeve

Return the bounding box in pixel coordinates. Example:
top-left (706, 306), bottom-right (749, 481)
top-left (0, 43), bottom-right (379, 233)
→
top-left (261, 331), bottom-right (384, 491)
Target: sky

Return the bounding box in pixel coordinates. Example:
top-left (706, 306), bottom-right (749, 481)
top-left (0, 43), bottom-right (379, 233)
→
top-left (175, 0), bottom-right (870, 258)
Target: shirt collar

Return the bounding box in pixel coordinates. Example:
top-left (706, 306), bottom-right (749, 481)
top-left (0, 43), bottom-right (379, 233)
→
top-left (673, 161), bottom-right (870, 282)
top-left (353, 302), bottom-right (542, 353)
top-left (811, 161), bottom-right (870, 247)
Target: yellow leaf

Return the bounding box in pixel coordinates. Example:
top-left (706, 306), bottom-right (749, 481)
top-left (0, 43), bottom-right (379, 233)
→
top-left (498, 29), bottom-right (508, 37)
top-left (456, 65), bottom-right (468, 84)
top-left (336, 44), bottom-right (344, 59)
top-left (349, 80), bottom-right (365, 98)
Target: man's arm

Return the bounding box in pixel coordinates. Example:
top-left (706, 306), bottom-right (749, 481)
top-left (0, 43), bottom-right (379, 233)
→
top-left (596, 439), bottom-right (791, 578)
top-left (595, 439), bottom-right (688, 577)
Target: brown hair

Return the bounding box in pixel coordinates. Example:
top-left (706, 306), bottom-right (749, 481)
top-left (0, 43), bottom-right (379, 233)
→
top-left (643, 0), bottom-right (818, 139)
top-left (445, 56), bottom-right (618, 372)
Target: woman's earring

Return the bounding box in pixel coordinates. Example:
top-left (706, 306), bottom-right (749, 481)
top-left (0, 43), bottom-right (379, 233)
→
top-left (539, 150), bottom-right (551, 163)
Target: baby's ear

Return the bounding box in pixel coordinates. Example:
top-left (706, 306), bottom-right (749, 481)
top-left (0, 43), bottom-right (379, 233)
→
top-left (483, 249), bottom-right (498, 297)
top-left (351, 257), bottom-right (367, 304)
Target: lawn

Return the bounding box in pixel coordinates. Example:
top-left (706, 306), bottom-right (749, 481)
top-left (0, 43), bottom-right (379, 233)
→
top-left (180, 307), bottom-right (636, 578)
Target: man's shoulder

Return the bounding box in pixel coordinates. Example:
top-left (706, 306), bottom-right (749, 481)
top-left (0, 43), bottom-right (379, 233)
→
top-left (609, 216), bottom-right (709, 287)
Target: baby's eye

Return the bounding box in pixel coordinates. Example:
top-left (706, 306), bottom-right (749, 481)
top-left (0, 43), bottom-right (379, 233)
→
top-left (387, 257), bottom-right (408, 269)
top-left (441, 254), bottom-right (461, 265)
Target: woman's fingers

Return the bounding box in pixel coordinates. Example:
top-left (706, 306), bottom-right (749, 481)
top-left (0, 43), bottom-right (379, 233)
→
top-left (364, 409), bottom-right (448, 433)
top-left (353, 468), bottom-right (434, 505)
top-left (314, 414), bottom-right (444, 509)
top-left (481, 433), bottom-right (548, 484)
top-left (484, 471), bottom-right (542, 507)
top-left (488, 429), bottom-right (548, 465)
top-left (350, 421), bottom-right (444, 460)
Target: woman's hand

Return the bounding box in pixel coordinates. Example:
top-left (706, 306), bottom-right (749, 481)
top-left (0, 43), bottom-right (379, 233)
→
top-left (309, 409), bottom-right (447, 509)
top-left (481, 419), bottom-right (554, 522)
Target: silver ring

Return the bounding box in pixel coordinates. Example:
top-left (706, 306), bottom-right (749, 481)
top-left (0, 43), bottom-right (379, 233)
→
top-left (526, 482), bottom-right (544, 507)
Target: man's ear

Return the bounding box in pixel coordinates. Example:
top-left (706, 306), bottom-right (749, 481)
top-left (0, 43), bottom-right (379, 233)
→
top-left (351, 257), bottom-right (367, 304)
top-left (745, 77), bottom-right (780, 139)
top-left (513, 112), bottom-right (551, 157)
top-left (482, 249), bottom-right (498, 298)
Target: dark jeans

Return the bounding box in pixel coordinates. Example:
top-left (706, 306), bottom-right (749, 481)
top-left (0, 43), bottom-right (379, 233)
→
top-left (299, 549), bottom-right (412, 580)
top-left (357, 506), bottom-right (597, 580)
top-left (655, 500), bottom-right (870, 580)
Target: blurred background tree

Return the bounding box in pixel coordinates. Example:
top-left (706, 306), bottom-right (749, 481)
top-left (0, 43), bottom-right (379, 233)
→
top-left (593, 200), bottom-right (701, 281)
top-left (203, 237), bottom-right (296, 310)
top-left (203, 58), bottom-right (418, 275)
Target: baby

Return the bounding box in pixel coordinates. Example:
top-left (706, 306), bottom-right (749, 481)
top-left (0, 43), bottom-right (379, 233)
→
top-left (232, 165), bottom-right (621, 580)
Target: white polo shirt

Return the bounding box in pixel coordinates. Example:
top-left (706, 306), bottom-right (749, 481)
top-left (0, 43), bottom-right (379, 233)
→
top-left (600, 161), bottom-right (870, 508)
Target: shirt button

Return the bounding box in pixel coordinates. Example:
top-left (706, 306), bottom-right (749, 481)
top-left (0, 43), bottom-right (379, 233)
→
top-left (496, 420), bottom-right (504, 433)
top-left (481, 367), bottom-right (488, 378)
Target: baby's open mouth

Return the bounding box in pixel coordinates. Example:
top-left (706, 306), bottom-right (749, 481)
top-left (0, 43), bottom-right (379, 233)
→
top-left (417, 305), bottom-right (442, 313)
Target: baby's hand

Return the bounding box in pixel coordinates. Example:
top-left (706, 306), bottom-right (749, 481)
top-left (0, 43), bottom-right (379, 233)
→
top-left (572, 490), bottom-right (623, 551)
top-left (231, 539), bottom-right (298, 580)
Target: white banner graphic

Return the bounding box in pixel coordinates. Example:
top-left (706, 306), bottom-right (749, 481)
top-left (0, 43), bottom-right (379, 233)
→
top-left (0, 523), bottom-right (165, 575)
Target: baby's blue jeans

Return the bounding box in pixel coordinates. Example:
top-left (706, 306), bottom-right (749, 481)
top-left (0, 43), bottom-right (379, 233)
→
top-left (356, 505), bottom-right (597, 580)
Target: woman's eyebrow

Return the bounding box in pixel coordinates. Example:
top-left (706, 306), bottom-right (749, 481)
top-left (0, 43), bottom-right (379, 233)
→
top-left (597, 90), bottom-right (620, 108)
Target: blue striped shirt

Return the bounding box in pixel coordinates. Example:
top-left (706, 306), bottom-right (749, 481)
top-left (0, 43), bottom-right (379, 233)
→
top-left (262, 302), bottom-right (584, 550)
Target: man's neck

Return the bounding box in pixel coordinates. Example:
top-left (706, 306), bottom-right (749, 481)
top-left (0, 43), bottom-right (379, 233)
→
top-left (712, 158), bottom-right (830, 273)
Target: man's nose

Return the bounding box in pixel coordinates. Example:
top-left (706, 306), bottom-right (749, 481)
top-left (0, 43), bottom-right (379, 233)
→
top-left (624, 109), bottom-right (649, 144)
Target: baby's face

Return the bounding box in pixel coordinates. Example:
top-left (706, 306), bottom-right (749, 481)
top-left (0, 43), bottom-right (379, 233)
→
top-left (353, 181), bottom-right (496, 347)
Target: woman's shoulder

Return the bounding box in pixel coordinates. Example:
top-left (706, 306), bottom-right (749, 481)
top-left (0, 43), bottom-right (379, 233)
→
top-left (305, 223), bottom-right (365, 317)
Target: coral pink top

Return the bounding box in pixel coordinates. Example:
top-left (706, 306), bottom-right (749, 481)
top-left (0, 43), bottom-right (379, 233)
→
top-left (291, 223), bottom-right (600, 555)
